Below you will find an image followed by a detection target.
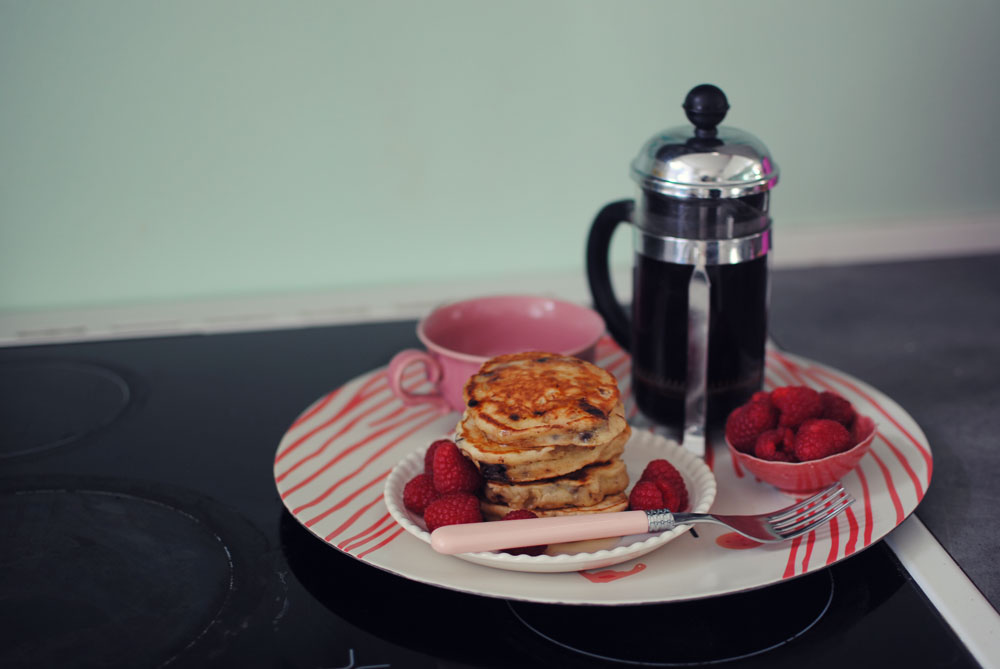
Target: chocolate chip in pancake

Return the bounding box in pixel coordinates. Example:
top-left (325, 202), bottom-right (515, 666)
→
top-left (482, 458), bottom-right (629, 510)
top-left (455, 416), bottom-right (630, 483)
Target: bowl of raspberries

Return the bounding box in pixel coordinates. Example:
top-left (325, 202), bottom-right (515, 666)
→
top-left (724, 386), bottom-right (876, 494)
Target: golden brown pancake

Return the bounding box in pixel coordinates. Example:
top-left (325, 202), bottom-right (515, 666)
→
top-left (480, 492), bottom-right (629, 521)
top-left (482, 458), bottom-right (628, 510)
top-left (457, 400), bottom-right (626, 450)
top-left (451, 351), bottom-right (633, 522)
top-left (463, 352), bottom-right (621, 443)
top-left (455, 420), bottom-right (629, 483)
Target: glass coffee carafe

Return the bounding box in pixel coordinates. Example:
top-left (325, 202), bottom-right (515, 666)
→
top-left (586, 84), bottom-right (778, 435)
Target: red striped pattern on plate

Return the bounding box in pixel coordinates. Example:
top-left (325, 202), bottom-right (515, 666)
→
top-left (275, 365), bottom-right (454, 557)
top-left (761, 350), bottom-right (930, 577)
top-left (274, 341), bottom-right (931, 603)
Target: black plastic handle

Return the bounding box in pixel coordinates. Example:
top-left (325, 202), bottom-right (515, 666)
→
top-left (585, 199), bottom-right (634, 352)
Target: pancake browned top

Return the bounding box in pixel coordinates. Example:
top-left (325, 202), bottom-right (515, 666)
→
top-left (462, 352), bottom-right (620, 442)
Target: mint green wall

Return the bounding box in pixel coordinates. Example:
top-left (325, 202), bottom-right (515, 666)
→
top-left (2, 1), bottom-right (999, 311)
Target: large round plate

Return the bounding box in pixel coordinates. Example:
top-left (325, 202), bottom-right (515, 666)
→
top-left (383, 430), bottom-right (717, 573)
top-left (273, 340), bottom-right (932, 605)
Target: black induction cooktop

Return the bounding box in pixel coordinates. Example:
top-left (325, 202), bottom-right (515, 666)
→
top-left (0, 322), bottom-right (980, 668)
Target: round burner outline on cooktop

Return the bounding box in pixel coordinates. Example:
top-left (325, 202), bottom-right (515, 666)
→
top-left (0, 359), bottom-right (131, 458)
top-left (507, 568), bottom-right (834, 666)
top-left (0, 477), bottom-right (270, 669)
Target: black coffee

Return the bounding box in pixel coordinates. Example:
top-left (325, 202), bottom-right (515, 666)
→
top-left (632, 254), bottom-right (768, 428)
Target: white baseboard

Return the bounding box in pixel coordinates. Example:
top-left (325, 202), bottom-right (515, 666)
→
top-left (1, 215), bottom-right (997, 347)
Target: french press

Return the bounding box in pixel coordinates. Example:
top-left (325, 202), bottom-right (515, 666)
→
top-left (586, 84), bottom-right (778, 434)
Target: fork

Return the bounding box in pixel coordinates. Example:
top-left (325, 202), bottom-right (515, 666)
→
top-left (430, 483), bottom-right (854, 554)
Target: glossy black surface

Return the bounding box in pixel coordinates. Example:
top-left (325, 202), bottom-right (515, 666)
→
top-left (508, 568), bottom-right (835, 665)
top-left (0, 254), bottom-right (993, 666)
top-left (282, 512), bottom-right (973, 668)
top-left (508, 544), bottom-right (971, 667)
top-left (0, 360), bottom-right (129, 457)
top-left (0, 481), bottom-right (236, 668)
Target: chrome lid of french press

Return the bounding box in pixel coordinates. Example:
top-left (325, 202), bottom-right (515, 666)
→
top-left (630, 84), bottom-right (779, 200)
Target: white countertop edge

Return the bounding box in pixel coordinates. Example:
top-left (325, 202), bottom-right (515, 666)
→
top-left (0, 270), bottom-right (602, 348)
top-left (1, 214), bottom-right (999, 348)
top-left (887, 516), bottom-right (1000, 668)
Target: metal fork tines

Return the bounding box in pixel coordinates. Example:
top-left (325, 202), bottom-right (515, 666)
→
top-left (765, 483), bottom-right (855, 540)
top-left (653, 482), bottom-right (855, 543)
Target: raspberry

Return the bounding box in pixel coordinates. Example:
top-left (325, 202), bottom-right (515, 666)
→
top-left (402, 473), bottom-right (440, 515)
top-left (431, 442), bottom-right (483, 494)
top-left (725, 401), bottom-right (778, 452)
top-left (753, 428), bottom-right (796, 462)
top-left (424, 439), bottom-right (452, 477)
top-left (640, 459), bottom-right (683, 483)
top-left (792, 418), bottom-right (853, 461)
top-left (423, 493), bottom-right (483, 532)
top-left (750, 391), bottom-right (772, 404)
top-left (771, 386), bottom-right (823, 428)
top-left (639, 459), bottom-right (689, 511)
top-left (652, 478), bottom-right (688, 512)
top-left (820, 391), bottom-right (856, 426)
top-left (501, 509), bottom-right (547, 556)
top-left (628, 480), bottom-right (664, 511)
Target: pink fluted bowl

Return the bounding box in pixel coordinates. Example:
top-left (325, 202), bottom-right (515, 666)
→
top-left (726, 415), bottom-right (877, 495)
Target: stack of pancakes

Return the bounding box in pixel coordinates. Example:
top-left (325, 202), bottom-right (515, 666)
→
top-left (454, 352), bottom-right (631, 520)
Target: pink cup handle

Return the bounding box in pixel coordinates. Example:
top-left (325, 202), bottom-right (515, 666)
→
top-left (387, 349), bottom-right (451, 413)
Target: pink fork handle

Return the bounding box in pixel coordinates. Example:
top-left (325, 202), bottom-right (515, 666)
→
top-left (430, 510), bottom-right (651, 554)
top-left (387, 349), bottom-right (450, 412)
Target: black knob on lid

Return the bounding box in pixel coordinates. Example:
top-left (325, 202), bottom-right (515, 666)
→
top-left (683, 84), bottom-right (729, 138)
top-left (631, 83), bottom-right (778, 197)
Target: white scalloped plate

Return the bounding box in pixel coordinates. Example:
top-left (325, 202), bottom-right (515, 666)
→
top-left (383, 430), bottom-right (717, 573)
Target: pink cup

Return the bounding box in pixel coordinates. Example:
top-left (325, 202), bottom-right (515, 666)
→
top-left (388, 295), bottom-right (606, 413)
